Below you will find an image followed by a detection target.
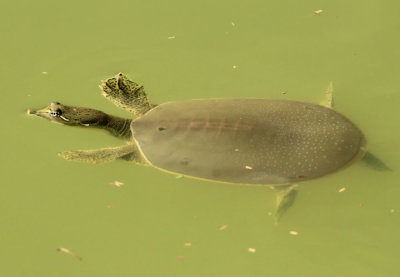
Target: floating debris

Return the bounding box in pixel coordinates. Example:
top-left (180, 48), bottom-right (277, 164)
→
top-left (109, 180), bottom-right (124, 187)
top-left (107, 205), bottom-right (116, 209)
top-left (281, 91), bottom-right (287, 95)
top-left (219, 225), bottom-right (228, 231)
top-left (390, 209), bottom-right (395, 213)
top-left (184, 242), bottom-right (192, 247)
top-left (57, 248), bottom-right (82, 261)
top-left (245, 165), bottom-right (253, 170)
top-left (248, 248), bottom-right (256, 253)
top-left (41, 71), bottom-right (48, 75)
top-left (176, 175), bottom-right (184, 179)
top-left (231, 21), bottom-right (236, 27)
top-left (359, 203), bottom-right (364, 208)
top-left (338, 187), bottom-right (346, 193)
top-left (314, 10), bottom-right (323, 15)
top-left (233, 65), bottom-right (238, 69)
top-left (298, 174), bottom-right (307, 178)
top-left (168, 36), bottom-right (176, 40)
top-left (289, 230), bottom-right (298, 236)
top-left (267, 211), bottom-right (273, 216)
top-left (177, 256), bottom-right (184, 260)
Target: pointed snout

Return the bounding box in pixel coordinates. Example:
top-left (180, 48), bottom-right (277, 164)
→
top-left (27, 102), bottom-right (61, 119)
top-left (27, 106), bottom-right (49, 116)
top-left (27, 109), bottom-right (36, 115)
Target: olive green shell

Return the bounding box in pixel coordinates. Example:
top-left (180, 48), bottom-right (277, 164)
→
top-left (131, 99), bottom-right (366, 184)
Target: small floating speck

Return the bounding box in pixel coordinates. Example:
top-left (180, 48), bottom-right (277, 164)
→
top-left (267, 211), bottom-right (273, 216)
top-left (390, 209), bottom-right (395, 213)
top-left (168, 36), bottom-right (176, 40)
top-left (338, 187), bottom-right (346, 193)
top-left (109, 180), bottom-right (124, 187)
top-left (248, 248), bottom-right (256, 253)
top-left (281, 91), bottom-right (287, 95)
top-left (107, 205), bottom-right (116, 209)
top-left (219, 225), bottom-right (228, 230)
top-left (245, 165), bottom-right (253, 170)
top-left (289, 231), bottom-right (298, 236)
top-left (184, 242), bottom-right (192, 247)
top-left (298, 174), bottom-right (307, 178)
top-left (314, 10), bottom-right (323, 15)
top-left (41, 71), bottom-right (48, 75)
top-left (177, 256), bottom-right (184, 260)
top-left (232, 65), bottom-right (238, 69)
top-left (176, 175), bottom-right (184, 179)
top-left (231, 21), bottom-right (236, 27)
top-left (57, 248), bottom-right (82, 261)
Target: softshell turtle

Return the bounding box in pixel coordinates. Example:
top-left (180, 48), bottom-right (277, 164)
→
top-left (28, 73), bottom-right (388, 221)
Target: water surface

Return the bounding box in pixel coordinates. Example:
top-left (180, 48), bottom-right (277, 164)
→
top-left (1, 0), bottom-right (400, 276)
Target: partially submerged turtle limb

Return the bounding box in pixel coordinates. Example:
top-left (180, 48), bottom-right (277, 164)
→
top-left (100, 73), bottom-right (155, 115)
top-left (320, 81), bottom-right (334, 108)
top-left (273, 184), bottom-right (299, 223)
top-left (58, 143), bottom-right (146, 164)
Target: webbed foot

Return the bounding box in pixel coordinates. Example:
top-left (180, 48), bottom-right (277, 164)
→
top-left (274, 184), bottom-right (299, 223)
top-left (58, 144), bottom-right (140, 164)
top-left (100, 73), bottom-right (154, 115)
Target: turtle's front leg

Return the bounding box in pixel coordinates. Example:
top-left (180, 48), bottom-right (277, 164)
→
top-left (100, 73), bottom-right (155, 115)
top-left (58, 144), bottom-right (145, 164)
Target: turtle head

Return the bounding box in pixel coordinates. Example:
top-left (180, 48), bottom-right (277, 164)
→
top-left (27, 102), bottom-right (107, 127)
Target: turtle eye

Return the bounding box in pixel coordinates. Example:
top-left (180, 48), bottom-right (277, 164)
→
top-left (50, 109), bottom-right (62, 117)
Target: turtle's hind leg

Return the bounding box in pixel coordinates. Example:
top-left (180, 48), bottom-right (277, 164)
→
top-left (58, 144), bottom-right (144, 164)
top-left (274, 184), bottom-right (299, 224)
top-left (320, 81), bottom-right (334, 108)
top-left (100, 73), bottom-right (155, 115)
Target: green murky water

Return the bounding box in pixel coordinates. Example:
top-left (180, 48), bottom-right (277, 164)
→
top-left (2, 0), bottom-right (400, 276)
